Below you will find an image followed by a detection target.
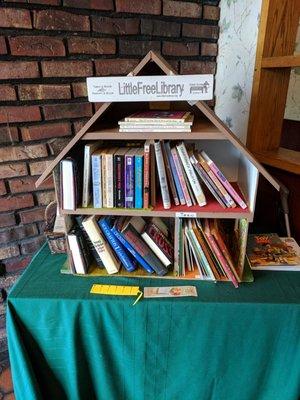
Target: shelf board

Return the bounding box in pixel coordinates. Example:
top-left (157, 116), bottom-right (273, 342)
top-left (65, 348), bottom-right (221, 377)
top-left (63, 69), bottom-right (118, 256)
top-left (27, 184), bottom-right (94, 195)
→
top-left (261, 54), bottom-right (300, 68)
top-left (62, 184), bottom-right (251, 220)
top-left (255, 147), bottom-right (300, 174)
top-left (82, 119), bottom-right (225, 141)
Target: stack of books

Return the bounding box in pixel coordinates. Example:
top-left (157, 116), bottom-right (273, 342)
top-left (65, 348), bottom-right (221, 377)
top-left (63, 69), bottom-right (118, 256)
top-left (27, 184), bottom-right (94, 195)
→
top-left (118, 111), bottom-right (194, 132)
top-left (67, 216), bottom-right (173, 277)
top-left (59, 140), bottom-right (247, 211)
top-left (177, 218), bottom-right (241, 287)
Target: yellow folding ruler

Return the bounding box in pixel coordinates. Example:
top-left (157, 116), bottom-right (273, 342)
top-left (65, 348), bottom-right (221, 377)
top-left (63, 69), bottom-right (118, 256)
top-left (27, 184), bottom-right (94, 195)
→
top-left (90, 284), bottom-right (143, 305)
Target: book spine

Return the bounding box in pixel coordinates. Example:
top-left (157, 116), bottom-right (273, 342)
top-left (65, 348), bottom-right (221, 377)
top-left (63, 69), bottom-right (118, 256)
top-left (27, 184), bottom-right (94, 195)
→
top-left (171, 147), bottom-right (192, 207)
top-left (122, 224), bottom-right (168, 276)
top-left (143, 141), bottom-right (150, 208)
top-left (114, 154), bottom-right (125, 208)
top-left (106, 154), bottom-right (114, 208)
top-left (125, 154), bottom-right (135, 208)
top-left (161, 141), bottom-right (179, 206)
top-left (82, 146), bottom-right (90, 208)
top-left (92, 154), bottom-right (102, 208)
top-left (201, 151), bottom-right (247, 209)
top-left (82, 218), bottom-right (120, 274)
top-left (165, 142), bottom-right (185, 205)
top-left (177, 143), bottom-right (206, 207)
top-left (134, 154), bottom-right (143, 208)
top-left (119, 128), bottom-right (191, 132)
top-left (142, 223), bottom-right (173, 267)
top-left (111, 226), bottom-right (154, 273)
top-left (98, 219), bottom-right (136, 272)
top-left (188, 228), bottom-right (215, 279)
top-left (102, 153), bottom-right (107, 208)
top-left (154, 141), bottom-right (171, 209)
top-left (67, 234), bottom-right (87, 274)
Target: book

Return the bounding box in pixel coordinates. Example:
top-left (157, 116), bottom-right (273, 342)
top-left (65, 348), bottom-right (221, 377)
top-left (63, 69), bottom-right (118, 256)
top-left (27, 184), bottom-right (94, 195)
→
top-left (124, 110), bottom-right (191, 123)
top-left (143, 140), bottom-right (151, 209)
top-left (119, 127), bottom-right (192, 132)
top-left (119, 114), bottom-right (194, 126)
top-left (247, 234), bottom-right (300, 270)
top-left (113, 148), bottom-right (127, 208)
top-left (121, 217), bottom-right (168, 276)
top-left (92, 149), bottom-right (103, 208)
top-left (154, 140), bottom-right (171, 209)
top-left (164, 141), bottom-right (185, 205)
top-left (98, 217), bottom-right (137, 272)
top-left (82, 143), bottom-right (100, 207)
top-left (201, 150), bottom-right (246, 209)
top-left (161, 141), bottom-right (179, 206)
top-left (103, 148), bottom-right (117, 208)
top-left (67, 228), bottom-right (90, 274)
top-left (134, 148), bottom-right (144, 209)
top-left (111, 217), bottom-right (154, 274)
top-left (125, 148), bottom-right (136, 208)
top-left (176, 142), bottom-right (206, 206)
top-left (75, 215), bottom-right (104, 268)
top-left (82, 215), bottom-right (120, 274)
top-left (171, 147), bottom-right (192, 206)
top-left (142, 221), bottom-right (174, 267)
top-left (60, 158), bottom-right (78, 211)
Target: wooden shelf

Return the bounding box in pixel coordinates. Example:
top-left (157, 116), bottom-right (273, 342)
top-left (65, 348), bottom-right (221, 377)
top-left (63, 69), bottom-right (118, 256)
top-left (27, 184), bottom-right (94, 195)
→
top-left (261, 54), bottom-right (300, 68)
top-left (62, 184), bottom-right (251, 220)
top-left (82, 119), bottom-right (224, 141)
top-left (255, 147), bottom-right (300, 174)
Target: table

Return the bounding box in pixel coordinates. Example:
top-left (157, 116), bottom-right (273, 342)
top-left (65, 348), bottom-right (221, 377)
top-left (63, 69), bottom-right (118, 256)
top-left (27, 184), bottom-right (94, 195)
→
top-left (7, 244), bottom-right (300, 400)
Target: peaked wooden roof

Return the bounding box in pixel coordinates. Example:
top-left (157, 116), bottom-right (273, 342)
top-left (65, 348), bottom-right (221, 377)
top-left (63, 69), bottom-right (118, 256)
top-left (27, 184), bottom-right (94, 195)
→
top-left (36, 50), bottom-right (280, 191)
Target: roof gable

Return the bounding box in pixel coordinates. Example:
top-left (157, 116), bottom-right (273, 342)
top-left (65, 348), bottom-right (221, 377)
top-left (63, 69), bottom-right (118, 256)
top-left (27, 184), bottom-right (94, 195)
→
top-left (35, 50), bottom-right (279, 191)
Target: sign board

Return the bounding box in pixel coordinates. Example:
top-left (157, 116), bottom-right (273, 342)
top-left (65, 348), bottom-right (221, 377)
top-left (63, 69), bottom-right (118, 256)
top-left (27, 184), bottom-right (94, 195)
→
top-left (87, 74), bottom-right (213, 102)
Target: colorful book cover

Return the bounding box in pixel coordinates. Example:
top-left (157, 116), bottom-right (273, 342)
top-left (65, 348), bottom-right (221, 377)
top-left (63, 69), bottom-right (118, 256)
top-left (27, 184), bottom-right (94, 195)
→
top-left (113, 148), bottom-right (127, 208)
top-left (92, 151), bottom-right (102, 208)
top-left (164, 141), bottom-right (185, 205)
top-left (171, 147), bottom-right (192, 206)
top-left (142, 222), bottom-right (174, 267)
top-left (125, 148), bottom-right (136, 208)
top-left (143, 140), bottom-right (151, 209)
top-left (154, 140), bottom-right (171, 209)
top-left (134, 149), bottom-right (144, 209)
top-left (161, 141), bottom-right (179, 206)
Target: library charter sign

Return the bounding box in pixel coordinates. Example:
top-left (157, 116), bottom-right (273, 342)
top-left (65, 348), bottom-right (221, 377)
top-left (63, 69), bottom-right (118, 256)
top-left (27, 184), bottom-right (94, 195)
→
top-left (87, 75), bottom-right (214, 102)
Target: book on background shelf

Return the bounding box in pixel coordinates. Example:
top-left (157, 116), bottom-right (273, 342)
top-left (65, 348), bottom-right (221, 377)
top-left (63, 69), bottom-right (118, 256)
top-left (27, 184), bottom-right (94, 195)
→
top-left (67, 228), bottom-right (92, 274)
top-left (82, 143), bottom-right (101, 208)
top-left (60, 158), bottom-right (78, 211)
top-left (92, 149), bottom-right (103, 208)
top-left (247, 234), bottom-right (300, 271)
top-left (124, 111), bottom-right (192, 123)
top-left (154, 140), bottom-right (171, 209)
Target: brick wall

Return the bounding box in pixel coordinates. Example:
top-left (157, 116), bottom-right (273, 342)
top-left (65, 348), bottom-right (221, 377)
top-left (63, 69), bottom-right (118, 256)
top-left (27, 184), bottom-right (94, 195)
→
top-left (0, 0), bottom-right (219, 296)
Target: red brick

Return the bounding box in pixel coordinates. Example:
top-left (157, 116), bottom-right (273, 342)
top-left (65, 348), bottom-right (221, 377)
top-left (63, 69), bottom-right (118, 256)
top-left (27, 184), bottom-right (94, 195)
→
top-left (48, 138), bottom-right (71, 155)
top-left (29, 160), bottom-right (52, 176)
top-left (0, 180), bottom-right (6, 196)
top-left (21, 122), bottom-right (72, 142)
top-left (41, 61), bottom-right (93, 77)
top-left (0, 127), bottom-right (18, 144)
top-left (0, 163), bottom-right (27, 179)
top-left (68, 37), bottom-right (116, 55)
top-left (116, 0), bottom-right (161, 14)
top-left (0, 85), bottom-right (16, 101)
top-left (72, 82), bottom-right (87, 98)
top-left (201, 42), bottom-right (218, 56)
top-left (203, 5), bottom-right (220, 20)
top-left (0, 224), bottom-right (39, 244)
top-left (0, 36), bottom-right (7, 54)
top-left (19, 207), bottom-right (46, 224)
top-left (73, 119), bottom-right (89, 133)
top-left (92, 16), bottom-right (139, 35)
top-left (29, 0), bottom-right (60, 3)
top-left (0, 8), bottom-right (32, 29)
top-left (9, 175), bottom-right (54, 193)
top-left (0, 106), bottom-right (41, 124)
top-left (180, 60), bottom-right (216, 74)
top-left (163, 1), bottom-right (201, 18)
top-left (162, 41), bottom-right (199, 56)
top-left (33, 10), bottom-right (90, 31)
top-left (43, 102), bottom-right (92, 120)
top-left (35, 191), bottom-right (55, 206)
top-left (141, 19), bottom-right (180, 37)
top-left (18, 84), bottom-right (71, 101)
top-left (63, 0), bottom-right (113, 9)
top-left (20, 236), bottom-right (45, 255)
top-left (119, 40), bottom-right (160, 55)
top-left (0, 244), bottom-right (19, 259)
top-left (0, 367), bottom-right (13, 393)
top-left (0, 143), bottom-right (48, 162)
top-left (0, 61), bottom-right (39, 80)
top-left (4, 256), bottom-right (32, 273)
top-left (0, 212), bottom-right (16, 228)
top-left (9, 36), bottom-right (65, 57)
top-left (0, 194), bottom-right (34, 212)
top-left (95, 59), bottom-right (138, 76)
top-left (182, 24), bottom-right (219, 39)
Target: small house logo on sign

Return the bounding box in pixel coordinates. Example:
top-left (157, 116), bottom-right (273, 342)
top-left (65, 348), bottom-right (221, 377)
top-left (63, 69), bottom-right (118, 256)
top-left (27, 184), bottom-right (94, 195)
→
top-left (87, 75), bottom-right (213, 102)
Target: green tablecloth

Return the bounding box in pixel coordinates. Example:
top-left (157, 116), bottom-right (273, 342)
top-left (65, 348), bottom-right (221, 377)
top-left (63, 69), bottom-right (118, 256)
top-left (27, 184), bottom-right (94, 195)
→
top-left (7, 243), bottom-right (300, 400)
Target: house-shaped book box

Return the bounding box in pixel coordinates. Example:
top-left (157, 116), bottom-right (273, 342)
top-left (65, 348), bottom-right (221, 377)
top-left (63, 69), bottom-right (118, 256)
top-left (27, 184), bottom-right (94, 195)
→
top-left (36, 51), bottom-right (279, 282)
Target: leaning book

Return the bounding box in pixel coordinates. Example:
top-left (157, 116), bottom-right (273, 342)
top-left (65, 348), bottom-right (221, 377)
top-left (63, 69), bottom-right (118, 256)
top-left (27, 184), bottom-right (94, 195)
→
top-left (247, 234), bottom-right (300, 271)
